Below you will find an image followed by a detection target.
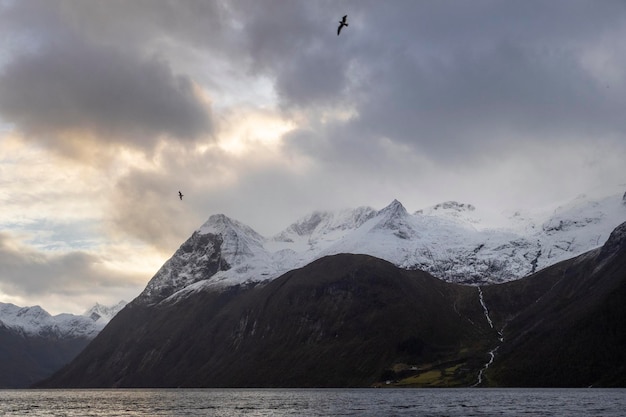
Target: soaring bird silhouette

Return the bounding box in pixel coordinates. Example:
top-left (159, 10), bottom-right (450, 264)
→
top-left (337, 15), bottom-right (348, 35)
top-left (178, 191), bottom-right (184, 200)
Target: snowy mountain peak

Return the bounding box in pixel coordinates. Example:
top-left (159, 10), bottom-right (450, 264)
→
top-left (198, 213), bottom-right (267, 264)
top-left (277, 211), bottom-right (329, 239)
top-left (415, 201), bottom-right (476, 215)
top-left (378, 199), bottom-right (408, 217)
top-left (433, 201), bottom-right (476, 212)
top-left (368, 199), bottom-right (418, 240)
top-left (139, 212), bottom-right (274, 305)
top-left (199, 214), bottom-right (264, 241)
top-left (0, 301), bottom-right (126, 338)
top-left (274, 206), bottom-right (377, 243)
top-left (0, 304), bottom-right (51, 331)
top-left (414, 201), bottom-right (483, 227)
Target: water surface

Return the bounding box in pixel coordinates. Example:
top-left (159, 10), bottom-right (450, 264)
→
top-left (0, 388), bottom-right (624, 416)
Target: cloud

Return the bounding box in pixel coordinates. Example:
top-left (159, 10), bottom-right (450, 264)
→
top-left (0, 135), bottom-right (112, 228)
top-left (0, 1), bottom-right (213, 159)
top-left (105, 139), bottom-right (290, 248)
top-left (3, 1), bottom-right (626, 165)
top-left (0, 40), bottom-right (211, 151)
top-left (0, 232), bottom-right (145, 313)
top-left (228, 1), bottom-right (626, 166)
top-left (347, 43), bottom-right (623, 161)
top-left (107, 161), bottom-right (203, 252)
top-left (52, 0), bottom-right (234, 53)
top-left (234, 1), bottom-right (352, 109)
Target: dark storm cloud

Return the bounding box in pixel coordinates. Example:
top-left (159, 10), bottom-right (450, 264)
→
top-left (233, 0), bottom-right (626, 163)
top-left (0, 1), bottom-right (212, 152)
top-left (275, 49), bottom-right (350, 109)
top-left (0, 40), bottom-right (211, 143)
top-left (0, 0), bottom-right (233, 55)
top-left (0, 232), bottom-right (138, 297)
top-left (350, 43), bottom-right (626, 159)
top-left (56, 0), bottom-right (233, 53)
top-left (3, 0), bottom-right (626, 162)
top-left (234, 0), bottom-right (353, 107)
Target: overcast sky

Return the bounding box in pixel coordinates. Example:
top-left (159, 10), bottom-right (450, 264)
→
top-left (1, 0), bottom-right (625, 314)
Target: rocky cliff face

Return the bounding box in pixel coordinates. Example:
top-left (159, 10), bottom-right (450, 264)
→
top-left (137, 231), bottom-right (229, 305)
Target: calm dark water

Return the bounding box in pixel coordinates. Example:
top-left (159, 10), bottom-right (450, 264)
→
top-left (0, 388), bottom-right (624, 416)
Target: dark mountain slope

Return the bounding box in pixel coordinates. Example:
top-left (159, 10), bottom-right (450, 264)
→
top-left (39, 254), bottom-right (497, 388)
top-left (0, 326), bottom-right (90, 388)
top-left (483, 222), bottom-right (626, 387)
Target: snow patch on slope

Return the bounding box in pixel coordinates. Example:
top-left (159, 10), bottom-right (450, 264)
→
top-left (83, 301), bottom-right (128, 325)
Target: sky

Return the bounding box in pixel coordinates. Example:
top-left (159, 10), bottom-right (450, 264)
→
top-left (1, 0), bottom-right (625, 315)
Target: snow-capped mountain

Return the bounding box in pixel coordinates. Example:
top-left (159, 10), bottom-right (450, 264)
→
top-left (0, 300), bottom-right (126, 388)
top-left (138, 188), bottom-right (626, 305)
top-left (44, 220), bottom-right (626, 388)
top-left (0, 301), bottom-right (127, 338)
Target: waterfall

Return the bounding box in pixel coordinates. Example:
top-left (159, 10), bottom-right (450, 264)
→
top-left (473, 286), bottom-right (503, 387)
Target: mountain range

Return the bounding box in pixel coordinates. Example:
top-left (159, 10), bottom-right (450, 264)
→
top-left (0, 301), bottom-right (126, 388)
top-left (139, 189), bottom-right (626, 306)
top-left (38, 188), bottom-right (626, 387)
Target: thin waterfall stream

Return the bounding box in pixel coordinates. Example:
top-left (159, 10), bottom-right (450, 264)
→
top-left (473, 286), bottom-right (503, 387)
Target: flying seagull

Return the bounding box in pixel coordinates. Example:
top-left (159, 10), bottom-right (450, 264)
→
top-left (337, 15), bottom-right (348, 35)
top-left (178, 191), bottom-right (184, 200)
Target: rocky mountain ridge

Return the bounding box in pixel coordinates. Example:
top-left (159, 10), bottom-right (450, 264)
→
top-left (139, 188), bottom-right (626, 306)
top-left (0, 301), bottom-right (127, 338)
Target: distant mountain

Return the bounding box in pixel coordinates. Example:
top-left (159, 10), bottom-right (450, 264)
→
top-left (0, 301), bottom-right (126, 388)
top-left (137, 189), bottom-right (625, 306)
top-left (40, 221), bottom-right (626, 388)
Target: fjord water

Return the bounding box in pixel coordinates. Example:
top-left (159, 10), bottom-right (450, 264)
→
top-left (1, 389), bottom-right (624, 416)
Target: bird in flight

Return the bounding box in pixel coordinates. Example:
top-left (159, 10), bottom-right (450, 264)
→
top-left (178, 191), bottom-right (184, 200)
top-left (337, 15), bottom-right (348, 35)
